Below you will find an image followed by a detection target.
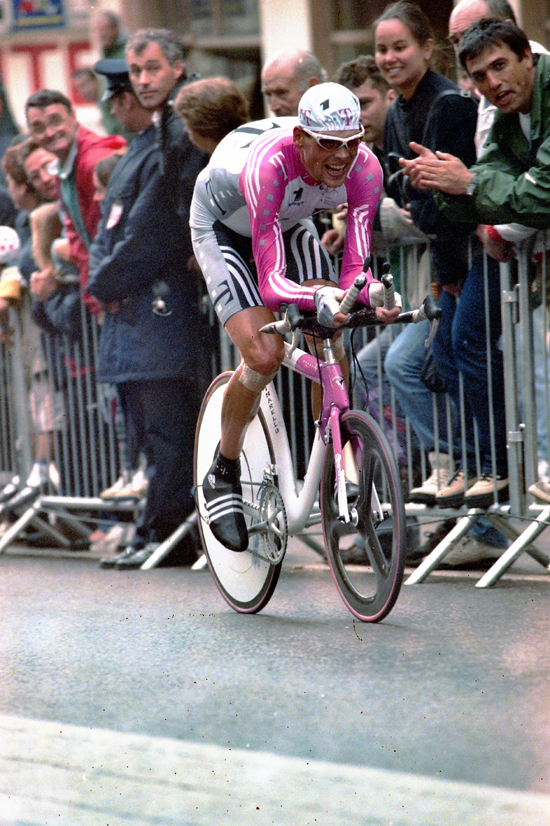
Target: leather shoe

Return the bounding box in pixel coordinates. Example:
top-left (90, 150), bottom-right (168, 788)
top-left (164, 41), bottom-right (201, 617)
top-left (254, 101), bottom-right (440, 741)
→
top-left (115, 542), bottom-right (160, 570)
top-left (100, 542), bottom-right (143, 569)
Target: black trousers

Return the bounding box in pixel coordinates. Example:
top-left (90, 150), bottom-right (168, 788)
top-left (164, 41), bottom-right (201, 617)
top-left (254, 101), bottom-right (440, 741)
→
top-left (120, 377), bottom-right (200, 545)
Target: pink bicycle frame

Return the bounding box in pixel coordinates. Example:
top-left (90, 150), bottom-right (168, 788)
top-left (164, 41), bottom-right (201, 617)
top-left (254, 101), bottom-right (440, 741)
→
top-left (282, 339), bottom-right (353, 523)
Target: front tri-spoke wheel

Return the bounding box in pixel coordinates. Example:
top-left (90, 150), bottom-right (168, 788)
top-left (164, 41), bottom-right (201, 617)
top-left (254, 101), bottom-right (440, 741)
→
top-left (320, 410), bottom-right (405, 622)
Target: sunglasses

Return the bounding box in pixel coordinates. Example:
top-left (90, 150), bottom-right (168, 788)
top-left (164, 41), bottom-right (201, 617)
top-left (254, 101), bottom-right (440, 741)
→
top-left (300, 125), bottom-right (365, 152)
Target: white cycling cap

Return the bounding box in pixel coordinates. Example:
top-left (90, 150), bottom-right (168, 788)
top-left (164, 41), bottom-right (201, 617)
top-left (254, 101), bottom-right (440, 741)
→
top-left (0, 226), bottom-right (20, 264)
top-left (298, 82), bottom-right (361, 132)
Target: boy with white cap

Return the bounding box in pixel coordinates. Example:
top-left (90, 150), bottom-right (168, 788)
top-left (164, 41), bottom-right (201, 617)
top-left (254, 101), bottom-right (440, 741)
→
top-left (191, 82), bottom-right (401, 552)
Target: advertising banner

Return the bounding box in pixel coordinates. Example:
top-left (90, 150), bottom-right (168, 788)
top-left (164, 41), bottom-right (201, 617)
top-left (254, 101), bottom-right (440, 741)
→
top-left (11, 0), bottom-right (65, 30)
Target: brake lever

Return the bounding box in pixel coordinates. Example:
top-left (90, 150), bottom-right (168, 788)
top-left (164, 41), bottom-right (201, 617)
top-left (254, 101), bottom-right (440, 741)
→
top-left (287, 328), bottom-right (301, 359)
top-left (424, 318), bottom-right (439, 348)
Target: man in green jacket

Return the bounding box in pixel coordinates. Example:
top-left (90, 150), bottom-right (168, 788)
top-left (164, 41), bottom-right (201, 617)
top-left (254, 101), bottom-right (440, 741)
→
top-left (400, 19), bottom-right (550, 230)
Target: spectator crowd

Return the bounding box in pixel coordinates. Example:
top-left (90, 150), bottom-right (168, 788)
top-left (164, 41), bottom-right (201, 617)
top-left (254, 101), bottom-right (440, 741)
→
top-left (0, 1), bottom-right (548, 570)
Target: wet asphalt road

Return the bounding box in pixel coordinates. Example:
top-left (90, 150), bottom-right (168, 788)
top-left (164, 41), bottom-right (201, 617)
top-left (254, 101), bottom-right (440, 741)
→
top-left (0, 544), bottom-right (549, 798)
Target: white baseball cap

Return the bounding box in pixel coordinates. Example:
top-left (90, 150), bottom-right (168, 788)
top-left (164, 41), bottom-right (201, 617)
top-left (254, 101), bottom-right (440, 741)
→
top-left (0, 226), bottom-right (20, 265)
top-left (298, 82), bottom-right (361, 132)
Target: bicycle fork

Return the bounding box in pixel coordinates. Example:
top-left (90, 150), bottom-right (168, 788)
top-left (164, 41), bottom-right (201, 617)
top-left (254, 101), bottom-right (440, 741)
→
top-left (330, 405), bottom-right (352, 525)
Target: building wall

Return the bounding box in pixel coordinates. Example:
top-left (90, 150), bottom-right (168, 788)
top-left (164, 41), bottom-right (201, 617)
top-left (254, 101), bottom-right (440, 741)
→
top-left (0, 0), bottom-right (547, 130)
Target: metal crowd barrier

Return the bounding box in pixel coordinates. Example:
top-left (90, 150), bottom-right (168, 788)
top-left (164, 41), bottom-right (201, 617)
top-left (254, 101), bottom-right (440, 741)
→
top-left (0, 291), bottom-right (139, 554)
top-left (1, 242), bottom-right (550, 587)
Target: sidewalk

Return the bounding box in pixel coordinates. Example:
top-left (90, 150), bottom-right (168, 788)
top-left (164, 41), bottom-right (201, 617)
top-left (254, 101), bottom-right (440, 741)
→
top-left (2, 714), bottom-right (550, 826)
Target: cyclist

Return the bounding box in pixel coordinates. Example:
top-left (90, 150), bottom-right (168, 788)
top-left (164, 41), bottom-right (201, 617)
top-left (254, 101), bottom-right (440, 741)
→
top-left (190, 81), bottom-right (401, 552)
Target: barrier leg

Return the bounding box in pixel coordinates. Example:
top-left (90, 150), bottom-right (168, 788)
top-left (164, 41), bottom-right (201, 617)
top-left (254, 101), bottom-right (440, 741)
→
top-left (140, 511), bottom-right (198, 570)
top-left (476, 506), bottom-right (550, 588)
top-left (0, 507), bottom-right (38, 554)
top-left (480, 511), bottom-right (550, 568)
top-left (405, 509), bottom-right (483, 584)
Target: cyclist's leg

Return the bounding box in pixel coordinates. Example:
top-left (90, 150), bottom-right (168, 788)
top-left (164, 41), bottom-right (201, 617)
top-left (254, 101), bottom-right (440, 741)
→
top-left (195, 372), bottom-right (284, 614)
top-left (193, 221), bottom-right (284, 551)
top-left (205, 308), bottom-right (283, 551)
top-left (221, 306), bottom-right (284, 460)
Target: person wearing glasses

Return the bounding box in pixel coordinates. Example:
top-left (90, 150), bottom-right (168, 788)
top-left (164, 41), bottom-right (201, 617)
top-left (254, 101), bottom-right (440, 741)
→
top-left (190, 81), bottom-right (401, 553)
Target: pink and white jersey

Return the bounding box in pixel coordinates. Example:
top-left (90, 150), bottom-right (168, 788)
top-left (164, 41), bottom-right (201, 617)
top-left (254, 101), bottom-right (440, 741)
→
top-left (190, 117), bottom-right (383, 312)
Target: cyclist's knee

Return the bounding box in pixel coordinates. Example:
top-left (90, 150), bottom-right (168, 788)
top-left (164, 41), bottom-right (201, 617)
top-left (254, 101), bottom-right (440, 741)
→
top-left (239, 363), bottom-right (278, 393)
top-left (243, 337), bottom-right (284, 376)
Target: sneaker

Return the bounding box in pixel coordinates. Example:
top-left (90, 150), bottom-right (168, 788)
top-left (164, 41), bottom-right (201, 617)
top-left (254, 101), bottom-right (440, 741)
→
top-left (439, 536), bottom-right (503, 569)
top-left (527, 478), bottom-right (550, 505)
top-left (464, 474), bottom-right (509, 508)
top-left (7, 480), bottom-right (52, 511)
top-left (203, 453), bottom-right (248, 552)
top-left (0, 475), bottom-right (19, 504)
top-left (409, 452), bottom-right (452, 505)
top-left (99, 475), bottom-right (127, 500)
top-left (435, 469), bottom-right (478, 509)
top-left (100, 469), bottom-right (148, 501)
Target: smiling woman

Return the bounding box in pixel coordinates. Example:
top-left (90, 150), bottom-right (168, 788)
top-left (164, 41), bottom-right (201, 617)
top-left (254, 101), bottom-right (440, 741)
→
top-left (373, 0), bottom-right (477, 287)
top-left (375, 6), bottom-right (433, 100)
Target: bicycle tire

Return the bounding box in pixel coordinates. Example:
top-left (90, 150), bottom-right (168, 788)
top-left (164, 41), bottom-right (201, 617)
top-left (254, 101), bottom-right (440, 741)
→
top-left (320, 409), bottom-right (406, 622)
top-left (194, 372), bottom-right (283, 614)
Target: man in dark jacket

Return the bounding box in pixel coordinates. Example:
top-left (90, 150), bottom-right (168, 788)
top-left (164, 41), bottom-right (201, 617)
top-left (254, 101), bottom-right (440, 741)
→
top-left (88, 60), bottom-right (209, 570)
top-left (125, 28), bottom-right (209, 267)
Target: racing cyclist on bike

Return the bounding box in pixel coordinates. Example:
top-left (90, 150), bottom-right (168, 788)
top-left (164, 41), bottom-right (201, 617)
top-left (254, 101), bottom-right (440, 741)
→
top-left (190, 82), bottom-right (401, 552)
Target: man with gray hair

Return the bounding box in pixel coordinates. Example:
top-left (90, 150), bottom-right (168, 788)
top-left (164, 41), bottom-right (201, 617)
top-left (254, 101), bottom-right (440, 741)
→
top-left (261, 49), bottom-right (326, 117)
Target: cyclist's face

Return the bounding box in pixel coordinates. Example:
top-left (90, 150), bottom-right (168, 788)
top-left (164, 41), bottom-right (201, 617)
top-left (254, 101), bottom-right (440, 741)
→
top-left (375, 19), bottom-right (433, 101)
top-left (293, 126), bottom-right (360, 188)
top-left (127, 42), bottom-right (183, 111)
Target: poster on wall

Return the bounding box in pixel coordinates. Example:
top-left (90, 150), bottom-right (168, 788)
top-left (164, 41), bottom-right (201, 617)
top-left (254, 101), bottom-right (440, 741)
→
top-left (11, 0), bottom-right (65, 29)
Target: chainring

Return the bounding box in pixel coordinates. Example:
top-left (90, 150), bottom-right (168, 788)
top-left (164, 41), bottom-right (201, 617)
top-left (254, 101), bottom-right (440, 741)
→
top-left (257, 481), bottom-right (287, 564)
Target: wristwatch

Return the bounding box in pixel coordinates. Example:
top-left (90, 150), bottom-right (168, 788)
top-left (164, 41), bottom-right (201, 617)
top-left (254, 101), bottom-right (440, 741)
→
top-left (466, 173), bottom-right (478, 196)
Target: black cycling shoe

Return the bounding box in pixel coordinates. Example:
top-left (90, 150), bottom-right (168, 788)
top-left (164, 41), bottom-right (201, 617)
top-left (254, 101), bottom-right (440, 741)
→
top-left (203, 453), bottom-right (248, 552)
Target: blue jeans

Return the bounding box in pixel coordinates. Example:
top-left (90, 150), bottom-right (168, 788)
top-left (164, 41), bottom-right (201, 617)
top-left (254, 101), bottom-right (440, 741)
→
top-left (354, 324), bottom-right (414, 464)
top-left (532, 305), bottom-right (550, 465)
top-left (385, 318), bottom-right (453, 455)
top-left (432, 256), bottom-right (507, 477)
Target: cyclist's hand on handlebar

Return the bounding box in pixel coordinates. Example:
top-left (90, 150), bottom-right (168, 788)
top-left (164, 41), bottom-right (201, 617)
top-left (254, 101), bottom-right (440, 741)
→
top-left (314, 285), bottom-right (348, 327)
top-left (375, 305), bottom-right (401, 323)
top-left (368, 281), bottom-right (402, 322)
